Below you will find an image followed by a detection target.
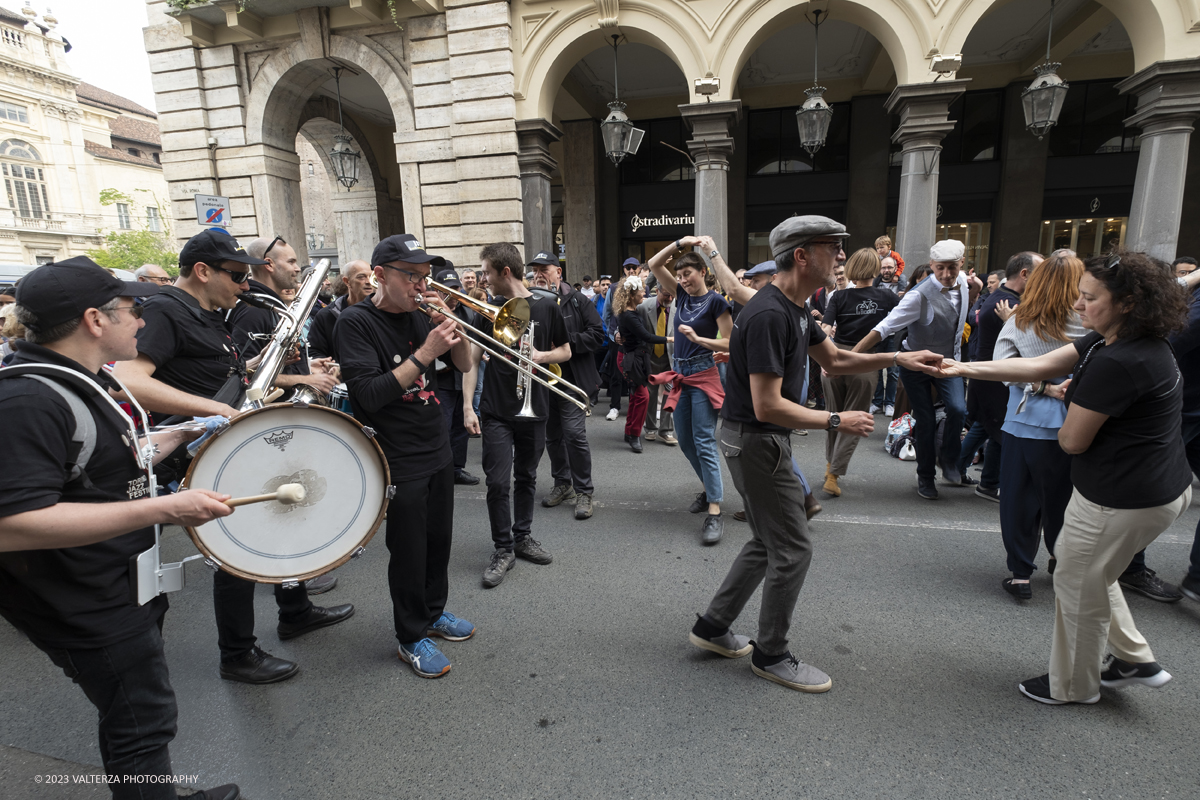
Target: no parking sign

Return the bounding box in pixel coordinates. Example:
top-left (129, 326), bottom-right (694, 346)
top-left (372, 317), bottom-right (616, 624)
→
top-left (194, 194), bottom-right (230, 227)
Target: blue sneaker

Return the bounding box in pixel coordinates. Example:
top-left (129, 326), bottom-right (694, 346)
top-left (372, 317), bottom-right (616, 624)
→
top-left (428, 611), bottom-right (475, 642)
top-left (398, 638), bottom-right (451, 678)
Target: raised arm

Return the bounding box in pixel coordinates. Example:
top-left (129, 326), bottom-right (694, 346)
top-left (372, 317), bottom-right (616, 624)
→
top-left (648, 236), bottom-right (702, 296)
top-left (698, 235), bottom-right (755, 306)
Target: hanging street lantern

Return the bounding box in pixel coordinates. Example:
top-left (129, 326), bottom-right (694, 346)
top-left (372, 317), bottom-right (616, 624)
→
top-left (796, 8), bottom-right (832, 157)
top-left (1022, 0), bottom-right (1069, 139)
top-left (328, 67), bottom-right (361, 188)
top-left (600, 35), bottom-right (645, 165)
top-left (329, 132), bottom-right (361, 189)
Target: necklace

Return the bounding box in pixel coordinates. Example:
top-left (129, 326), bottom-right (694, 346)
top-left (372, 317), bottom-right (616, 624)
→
top-left (676, 291), bottom-right (711, 325)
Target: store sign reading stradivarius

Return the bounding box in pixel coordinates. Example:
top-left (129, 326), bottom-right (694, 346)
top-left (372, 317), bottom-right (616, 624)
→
top-left (630, 212), bottom-right (694, 232)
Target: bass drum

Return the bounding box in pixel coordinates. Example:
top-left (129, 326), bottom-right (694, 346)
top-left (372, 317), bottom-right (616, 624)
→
top-left (181, 404), bottom-right (390, 584)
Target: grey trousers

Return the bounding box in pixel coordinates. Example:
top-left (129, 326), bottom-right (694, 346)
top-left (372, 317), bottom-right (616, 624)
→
top-left (821, 346), bottom-right (875, 476)
top-left (705, 421), bottom-right (813, 656)
top-left (546, 391), bottom-right (594, 495)
top-left (645, 353), bottom-right (674, 434)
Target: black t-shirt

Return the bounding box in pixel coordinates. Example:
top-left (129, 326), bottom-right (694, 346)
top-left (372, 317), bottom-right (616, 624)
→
top-left (1065, 331), bottom-right (1191, 509)
top-left (722, 283), bottom-right (827, 434)
top-left (135, 286), bottom-right (246, 408)
top-left (480, 295), bottom-right (569, 422)
top-left (333, 297), bottom-right (451, 481)
top-left (0, 344), bottom-right (167, 648)
top-left (308, 295), bottom-right (347, 360)
top-left (618, 309), bottom-right (668, 352)
top-left (228, 280), bottom-right (310, 377)
top-left (823, 287), bottom-right (900, 347)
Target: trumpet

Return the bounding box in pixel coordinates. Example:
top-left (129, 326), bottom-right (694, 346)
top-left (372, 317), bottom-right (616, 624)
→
top-left (419, 294), bottom-right (589, 412)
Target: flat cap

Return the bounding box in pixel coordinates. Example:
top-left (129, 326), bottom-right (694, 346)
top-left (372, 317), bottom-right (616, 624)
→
top-left (929, 240), bottom-right (966, 262)
top-left (744, 260), bottom-right (777, 277)
top-left (770, 215), bottom-right (850, 261)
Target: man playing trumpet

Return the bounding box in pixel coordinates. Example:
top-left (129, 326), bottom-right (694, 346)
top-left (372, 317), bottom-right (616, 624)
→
top-left (334, 234), bottom-right (477, 678)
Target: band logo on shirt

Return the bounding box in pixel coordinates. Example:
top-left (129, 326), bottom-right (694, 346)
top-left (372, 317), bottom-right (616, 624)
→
top-left (126, 475), bottom-right (148, 500)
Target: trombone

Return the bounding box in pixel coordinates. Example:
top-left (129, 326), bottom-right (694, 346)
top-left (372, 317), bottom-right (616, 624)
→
top-left (421, 279), bottom-right (590, 411)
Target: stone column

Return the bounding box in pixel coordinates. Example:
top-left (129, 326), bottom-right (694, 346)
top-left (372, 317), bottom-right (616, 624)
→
top-left (993, 81), bottom-right (1050, 259)
top-left (561, 119), bottom-right (601, 280)
top-left (884, 80), bottom-right (969, 271)
top-left (680, 100), bottom-right (741, 257)
top-left (331, 191), bottom-right (380, 265)
top-left (846, 94), bottom-right (891, 252)
top-left (1118, 60), bottom-right (1200, 262)
top-left (516, 118), bottom-right (562, 256)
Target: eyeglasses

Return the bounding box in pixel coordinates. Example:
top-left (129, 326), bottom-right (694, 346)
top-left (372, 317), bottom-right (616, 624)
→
top-left (207, 264), bottom-right (251, 284)
top-left (263, 235), bottom-right (285, 258)
top-left (111, 304), bottom-right (144, 319)
top-left (804, 240), bottom-right (845, 253)
top-left (382, 264), bottom-right (428, 284)
top-left (145, 276), bottom-right (172, 285)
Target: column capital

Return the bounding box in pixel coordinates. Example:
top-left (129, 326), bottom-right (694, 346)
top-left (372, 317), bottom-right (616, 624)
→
top-left (1118, 59), bottom-right (1200, 131)
top-left (680, 100), bottom-right (742, 170)
top-left (885, 79), bottom-right (970, 149)
top-left (516, 117), bottom-right (562, 180)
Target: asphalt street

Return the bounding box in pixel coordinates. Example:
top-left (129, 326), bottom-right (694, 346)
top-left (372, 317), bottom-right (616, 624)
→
top-left (3, 406), bottom-right (1200, 799)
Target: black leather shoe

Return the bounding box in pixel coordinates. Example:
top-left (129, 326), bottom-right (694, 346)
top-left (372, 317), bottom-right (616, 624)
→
top-left (455, 469), bottom-right (480, 486)
top-left (219, 646), bottom-right (298, 684)
top-left (629, 436), bottom-right (643, 453)
top-left (190, 784), bottom-right (241, 800)
top-left (277, 603), bottom-right (354, 640)
top-left (917, 477), bottom-right (938, 500)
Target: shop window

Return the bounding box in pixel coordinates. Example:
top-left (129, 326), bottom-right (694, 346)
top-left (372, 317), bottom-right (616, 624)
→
top-left (748, 105), bottom-right (850, 175)
top-left (890, 90), bottom-right (1002, 166)
top-left (1039, 217), bottom-right (1126, 257)
top-left (1049, 81), bottom-right (1138, 157)
top-left (747, 231), bottom-right (772, 266)
top-left (619, 118), bottom-right (695, 185)
top-left (885, 222), bottom-right (993, 274)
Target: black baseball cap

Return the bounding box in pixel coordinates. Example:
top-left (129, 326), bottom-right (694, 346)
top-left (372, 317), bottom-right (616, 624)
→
top-left (527, 251), bottom-right (558, 267)
top-left (435, 268), bottom-right (462, 289)
top-left (372, 234), bottom-right (445, 268)
top-left (16, 256), bottom-right (160, 329)
top-left (179, 228), bottom-right (268, 268)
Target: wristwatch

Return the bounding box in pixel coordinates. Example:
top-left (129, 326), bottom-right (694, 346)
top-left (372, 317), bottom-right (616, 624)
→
top-left (827, 412), bottom-right (841, 431)
top-left (710, 249), bottom-right (720, 260)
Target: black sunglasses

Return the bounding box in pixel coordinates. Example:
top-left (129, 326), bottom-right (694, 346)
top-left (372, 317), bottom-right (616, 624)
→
top-left (263, 235), bottom-right (285, 258)
top-left (1103, 253), bottom-right (1120, 272)
top-left (208, 263), bottom-right (251, 284)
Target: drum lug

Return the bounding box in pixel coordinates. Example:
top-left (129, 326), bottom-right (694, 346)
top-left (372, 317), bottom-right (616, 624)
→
top-left (361, 426), bottom-right (377, 438)
top-left (204, 557), bottom-right (222, 572)
top-left (291, 400), bottom-right (310, 409)
top-left (281, 579), bottom-right (301, 589)
top-left (351, 546), bottom-right (366, 559)
top-left (386, 484), bottom-right (396, 499)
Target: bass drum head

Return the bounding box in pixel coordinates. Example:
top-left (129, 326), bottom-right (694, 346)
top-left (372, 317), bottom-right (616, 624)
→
top-left (182, 405), bottom-right (389, 583)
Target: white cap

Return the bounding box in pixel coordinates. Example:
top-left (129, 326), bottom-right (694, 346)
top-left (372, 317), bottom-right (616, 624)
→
top-left (929, 240), bottom-right (965, 262)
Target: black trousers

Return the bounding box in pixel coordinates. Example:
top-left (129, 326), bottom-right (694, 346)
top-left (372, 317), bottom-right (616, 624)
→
top-left (481, 413), bottom-right (546, 551)
top-left (546, 390), bottom-right (594, 495)
top-left (387, 462), bottom-right (455, 643)
top-left (999, 432), bottom-right (1073, 578)
top-left (602, 346), bottom-right (626, 411)
top-left (213, 572), bottom-right (311, 661)
top-left (436, 385), bottom-right (468, 472)
top-left (37, 621), bottom-right (179, 800)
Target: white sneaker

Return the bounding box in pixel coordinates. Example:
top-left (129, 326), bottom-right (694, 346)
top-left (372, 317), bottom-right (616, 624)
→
top-left (885, 404), bottom-right (895, 416)
top-left (605, 408), bottom-right (619, 421)
top-left (869, 404), bottom-right (880, 414)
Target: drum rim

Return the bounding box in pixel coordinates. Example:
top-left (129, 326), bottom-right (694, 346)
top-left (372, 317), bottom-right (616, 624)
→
top-left (180, 403), bottom-right (391, 584)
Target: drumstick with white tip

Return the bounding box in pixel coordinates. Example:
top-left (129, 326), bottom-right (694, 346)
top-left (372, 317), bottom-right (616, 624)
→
top-left (224, 483), bottom-right (307, 508)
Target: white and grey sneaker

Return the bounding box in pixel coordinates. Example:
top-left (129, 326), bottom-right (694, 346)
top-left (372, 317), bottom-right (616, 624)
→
top-left (689, 629), bottom-right (752, 658)
top-left (751, 652), bottom-right (832, 693)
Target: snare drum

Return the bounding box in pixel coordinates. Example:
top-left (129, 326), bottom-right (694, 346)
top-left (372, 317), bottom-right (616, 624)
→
top-left (181, 404), bottom-right (390, 583)
top-left (330, 382), bottom-right (353, 415)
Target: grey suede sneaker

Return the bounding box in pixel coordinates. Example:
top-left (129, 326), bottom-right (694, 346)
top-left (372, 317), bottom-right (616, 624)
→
top-left (689, 629), bottom-right (752, 658)
top-left (542, 484), bottom-right (577, 508)
top-left (751, 652), bottom-right (832, 693)
top-left (482, 550), bottom-right (516, 588)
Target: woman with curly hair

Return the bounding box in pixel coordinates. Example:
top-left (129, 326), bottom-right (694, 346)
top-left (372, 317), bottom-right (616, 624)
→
top-left (992, 254), bottom-right (1086, 599)
top-left (613, 275), bottom-right (671, 453)
top-left (937, 250), bottom-right (1191, 706)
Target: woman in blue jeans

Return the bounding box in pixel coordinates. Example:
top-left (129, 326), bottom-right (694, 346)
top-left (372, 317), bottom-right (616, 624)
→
top-left (649, 237), bottom-right (733, 545)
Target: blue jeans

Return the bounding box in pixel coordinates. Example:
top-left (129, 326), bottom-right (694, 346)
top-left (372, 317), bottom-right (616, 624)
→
top-left (674, 353), bottom-right (723, 505)
top-left (899, 366), bottom-right (966, 481)
top-left (957, 421), bottom-right (1001, 490)
top-left (473, 358), bottom-right (486, 416)
top-left (872, 335), bottom-right (899, 407)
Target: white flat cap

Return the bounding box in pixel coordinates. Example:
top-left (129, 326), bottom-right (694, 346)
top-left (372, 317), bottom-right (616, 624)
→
top-left (929, 240), bottom-right (965, 262)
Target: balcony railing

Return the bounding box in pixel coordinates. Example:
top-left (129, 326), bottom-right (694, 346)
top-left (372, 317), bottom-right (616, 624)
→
top-left (0, 211), bottom-right (102, 235)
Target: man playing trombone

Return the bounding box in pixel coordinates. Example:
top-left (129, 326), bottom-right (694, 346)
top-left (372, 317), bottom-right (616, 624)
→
top-left (462, 243), bottom-right (571, 588)
top-left (334, 234), bottom-right (477, 678)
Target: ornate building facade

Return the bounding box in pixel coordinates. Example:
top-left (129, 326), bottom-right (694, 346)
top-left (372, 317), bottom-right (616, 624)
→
top-left (143, 0), bottom-right (1200, 275)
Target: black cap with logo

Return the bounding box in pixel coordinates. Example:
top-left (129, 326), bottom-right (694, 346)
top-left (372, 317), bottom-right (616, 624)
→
top-left (179, 228), bottom-right (268, 269)
top-left (16, 256), bottom-right (160, 329)
top-left (527, 251), bottom-right (558, 267)
top-left (371, 234), bottom-right (446, 268)
top-left (435, 267), bottom-right (462, 290)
